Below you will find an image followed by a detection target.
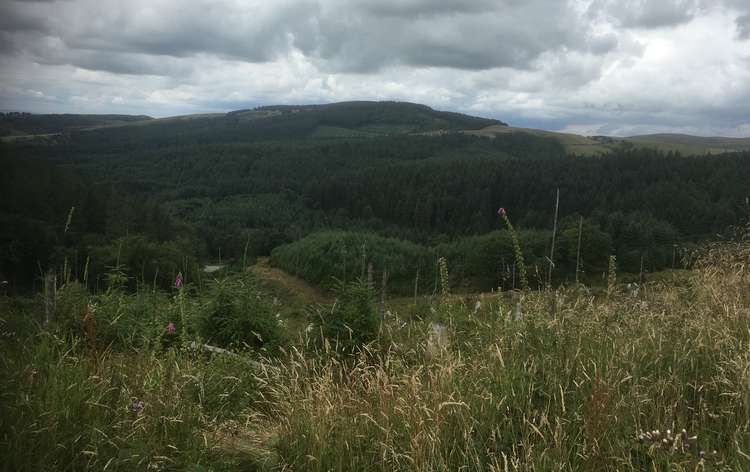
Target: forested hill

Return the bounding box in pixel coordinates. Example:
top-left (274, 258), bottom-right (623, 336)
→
top-left (0, 112), bottom-right (152, 139)
top-left (2, 101), bottom-right (750, 292)
top-left (1, 101), bottom-right (503, 147)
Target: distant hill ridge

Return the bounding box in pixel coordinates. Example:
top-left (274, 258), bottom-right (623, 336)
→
top-left (0, 112), bottom-right (153, 138)
top-left (2, 101), bottom-right (749, 155)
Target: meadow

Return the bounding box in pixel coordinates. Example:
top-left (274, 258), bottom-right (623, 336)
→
top-left (2, 234), bottom-right (749, 471)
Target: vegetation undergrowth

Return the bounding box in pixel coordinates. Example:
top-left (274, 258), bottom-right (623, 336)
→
top-left (1, 237), bottom-right (750, 470)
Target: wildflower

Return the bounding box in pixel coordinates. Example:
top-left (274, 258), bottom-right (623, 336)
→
top-left (175, 272), bottom-right (183, 289)
top-left (130, 400), bottom-right (145, 413)
top-left (498, 205), bottom-right (528, 290)
top-left (167, 321), bottom-right (176, 334)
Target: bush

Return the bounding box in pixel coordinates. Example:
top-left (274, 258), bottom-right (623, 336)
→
top-left (310, 279), bottom-right (379, 353)
top-left (56, 281), bottom-right (90, 336)
top-left (199, 275), bottom-right (283, 351)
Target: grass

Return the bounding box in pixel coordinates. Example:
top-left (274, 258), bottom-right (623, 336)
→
top-left (2, 240), bottom-right (750, 470)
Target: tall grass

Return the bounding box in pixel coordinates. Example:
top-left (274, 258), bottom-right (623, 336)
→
top-left (2, 239), bottom-right (750, 470)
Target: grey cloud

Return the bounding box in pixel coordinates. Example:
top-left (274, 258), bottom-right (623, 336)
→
top-left (310, 0), bottom-right (600, 72)
top-left (737, 14), bottom-right (750, 39)
top-left (1, 0), bottom-right (320, 72)
top-left (587, 33), bottom-right (619, 55)
top-left (356, 0), bottom-right (499, 18)
top-left (63, 50), bottom-right (195, 77)
top-left (0, 1), bottom-right (49, 32)
top-left (589, 0), bottom-right (698, 29)
top-left (79, 1), bottom-right (317, 62)
top-left (0, 0), bottom-right (613, 76)
top-left (1, 0), bottom-right (749, 138)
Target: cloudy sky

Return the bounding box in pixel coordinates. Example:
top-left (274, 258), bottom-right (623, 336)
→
top-left (1, 0), bottom-right (749, 136)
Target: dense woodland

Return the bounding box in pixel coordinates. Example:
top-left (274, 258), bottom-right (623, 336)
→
top-left (2, 102), bottom-right (749, 292)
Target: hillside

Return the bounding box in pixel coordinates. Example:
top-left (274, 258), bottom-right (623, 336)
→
top-left (4, 103), bottom-right (749, 156)
top-left (625, 133), bottom-right (750, 154)
top-left (466, 124), bottom-right (615, 156)
top-left (2, 100), bottom-right (750, 292)
top-left (468, 126), bottom-right (750, 156)
top-left (0, 101), bottom-right (502, 146)
top-left (0, 112), bottom-right (152, 140)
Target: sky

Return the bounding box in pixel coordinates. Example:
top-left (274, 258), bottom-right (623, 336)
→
top-left (1, 0), bottom-right (750, 137)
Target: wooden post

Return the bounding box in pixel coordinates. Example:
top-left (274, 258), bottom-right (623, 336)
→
top-left (44, 270), bottom-right (56, 326)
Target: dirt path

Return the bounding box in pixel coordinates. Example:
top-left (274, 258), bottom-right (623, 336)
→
top-left (249, 257), bottom-right (329, 305)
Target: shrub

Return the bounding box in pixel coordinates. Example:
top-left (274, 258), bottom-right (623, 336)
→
top-left (200, 275), bottom-right (283, 351)
top-left (310, 279), bottom-right (379, 353)
top-left (56, 281), bottom-right (90, 336)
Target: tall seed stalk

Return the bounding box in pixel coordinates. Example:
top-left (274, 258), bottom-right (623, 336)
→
top-left (547, 188), bottom-right (559, 287)
top-left (499, 208), bottom-right (529, 291)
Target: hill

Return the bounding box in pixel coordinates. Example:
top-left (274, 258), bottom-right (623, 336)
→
top-left (0, 101), bottom-right (502, 146)
top-left (625, 133), bottom-right (750, 154)
top-left (2, 100), bottom-right (750, 291)
top-left (3, 104), bottom-right (749, 157)
top-left (0, 112), bottom-right (152, 141)
top-left (468, 126), bottom-right (750, 156)
top-left (465, 124), bottom-right (614, 156)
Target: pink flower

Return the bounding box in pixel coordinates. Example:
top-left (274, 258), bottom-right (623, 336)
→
top-left (497, 207), bottom-right (507, 217)
top-left (167, 322), bottom-right (176, 334)
top-left (175, 273), bottom-right (183, 289)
